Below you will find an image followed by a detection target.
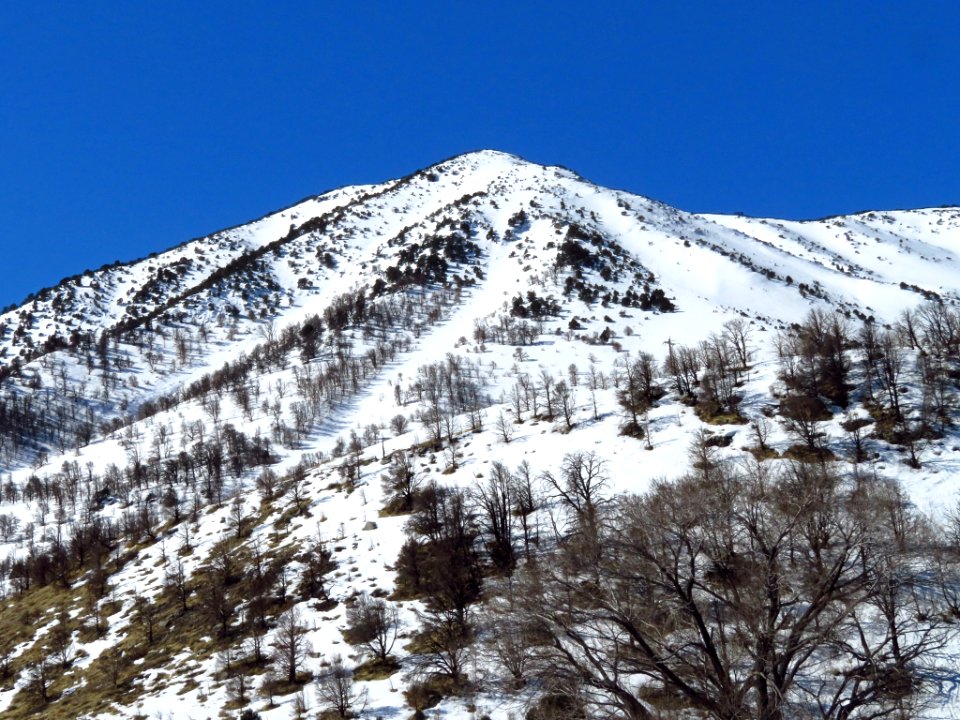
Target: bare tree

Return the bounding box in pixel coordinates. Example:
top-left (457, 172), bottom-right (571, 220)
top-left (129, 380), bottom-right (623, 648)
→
top-left (876, 330), bottom-right (905, 421)
top-left (297, 539), bottom-right (337, 603)
top-left (777, 309), bottom-right (851, 407)
top-left (410, 606), bottom-right (473, 682)
top-left (780, 394), bottom-right (828, 451)
top-left (390, 413), bottom-right (409, 436)
top-left (345, 593), bottom-right (399, 663)
top-left (315, 655), bottom-right (366, 718)
top-left (25, 657), bottom-right (48, 704)
top-left (541, 452), bottom-right (608, 537)
top-left (520, 373), bottom-right (542, 418)
top-left (510, 460), bottom-right (539, 558)
top-left (841, 413), bottom-right (872, 464)
top-left (133, 595), bottom-right (161, 647)
top-left (229, 494), bottom-right (248, 539)
top-left (256, 467), bottom-right (279, 501)
top-left (381, 450), bottom-right (421, 514)
top-left (722, 318), bottom-right (752, 369)
top-left (749, 416), bottom-right (772, 453)
top-left (0, 641), bottom-right (12, 680)
top-left (164, 558), bottom-right (191, 613)
top-left (496, 410), bottom-right (513, 444)
top-left (287, 464), bottom-right (309, 515)
top-left (474, 462), bottom-right (516, 572)
top-left (511, 383), bottom-right (526, 422)
top-left (480, 576), bottom-right (536, 689)
top-left (509, 461), bottom-right (956, 720)
top-left (46, 608), bottom-right (74, 669)
top-left (554, 379), bottom-right (576, 430)
top-left (227, 668), bottom-right (251, 711)
top-left (443, 442), bottom-right (459, 472)
top-left (615, 353), bottom-right (660, 435)
top-left (273, 605), bottom-right (311, 684)
top-left (417, 405), bottom-right (443, 448)
top-left (539, 370), bottom-right (556, 419)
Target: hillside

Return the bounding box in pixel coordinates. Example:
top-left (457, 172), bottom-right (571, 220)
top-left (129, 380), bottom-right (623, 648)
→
top-left (1, 151), bottom-right (960, 719)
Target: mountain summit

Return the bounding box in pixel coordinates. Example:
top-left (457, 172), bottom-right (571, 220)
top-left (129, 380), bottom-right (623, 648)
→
top-left (1, 153), bottom-right (960, 719)
top-left (5, 150), bottom-right (958, 374)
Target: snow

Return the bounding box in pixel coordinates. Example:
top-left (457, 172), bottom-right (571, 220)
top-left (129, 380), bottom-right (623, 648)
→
top-left (1, 151), bottom-right (960, 718)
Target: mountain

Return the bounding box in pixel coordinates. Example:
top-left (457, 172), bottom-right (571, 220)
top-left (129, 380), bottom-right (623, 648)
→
top-left (1, 150), bottom-right (960, 719)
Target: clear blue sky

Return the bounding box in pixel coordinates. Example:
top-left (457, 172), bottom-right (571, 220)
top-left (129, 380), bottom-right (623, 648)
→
top-left (2, 2), bottom-right (958, 309)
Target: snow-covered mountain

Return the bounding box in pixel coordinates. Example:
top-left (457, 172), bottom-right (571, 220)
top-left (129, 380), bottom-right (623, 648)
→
top-left (1, 150), bottom-right (960, 720)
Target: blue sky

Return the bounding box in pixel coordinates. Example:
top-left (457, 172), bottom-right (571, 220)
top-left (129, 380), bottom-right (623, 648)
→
top-left (1, 2), bottom-right (958, 309)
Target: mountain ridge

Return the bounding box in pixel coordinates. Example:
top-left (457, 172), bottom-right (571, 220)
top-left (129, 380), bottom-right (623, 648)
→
top-left (2, 150), bottom-right (959, 469)
top-left (4, 149), bottom-right (957, 350)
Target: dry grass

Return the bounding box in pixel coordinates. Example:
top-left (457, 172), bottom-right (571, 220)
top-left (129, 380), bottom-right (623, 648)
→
top-left (746, 445), bottom-right (780, 461)
top-left (782, 444), bottom-right (837, 463)
top-left (353, 657), bottom-right (401, 681)
top-left (0, 490), bottom-right (310, 718)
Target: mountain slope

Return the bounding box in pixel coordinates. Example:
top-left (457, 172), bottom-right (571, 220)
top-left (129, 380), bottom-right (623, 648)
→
top-left (0, 151), bottom-right (959, 719)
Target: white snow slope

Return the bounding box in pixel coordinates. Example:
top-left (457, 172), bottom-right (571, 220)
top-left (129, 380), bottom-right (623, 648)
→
top-left (0, 150), bottom-right (959, 719)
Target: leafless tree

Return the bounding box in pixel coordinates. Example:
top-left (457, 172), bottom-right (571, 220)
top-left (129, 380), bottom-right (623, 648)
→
top-left (0, 641), bottom-right (12, 680)
top-left (496, 410), bottom-right (513, 444)
top-left (663, 342), bottom-right (700, 398)
top-left (474, 462), bottom-right (516, 572)
top-left (410, 606), bottom-right (473, 682)
top-left (539, 369), bottom-right (556, 419)
top-left (345, 593), bottom-right (399, 663)
top-left (508, 461), bottom-right (956, 720)
top-left (227, 668), bottom-right (251, 710)
top-left (841, 413), bottom-right (872, 463)
top-left (520, 373), bottom-right (542, 418)
top-left (917, 301), bottom-right (960, 356)
top-left (381, 450), bottom-right (421, 513)
top-left (722, 318), bottom-right (752, 369)
top-left (287, 464), bottom-right (309, 515)
top-left (105, 647), bottom-right (124, 688)
top-left (256, 467), bottom-right (278, 501)
top-left (390, 412), bottom-right (409, 436)
top-left (25, 657), bottom-right (48, 704)
top-left (315, 655), bottom-right (366, 718)
top-left (511, 383), bottom-right (526, 422)
top-left (541, 452), bottom-right (608, 537)
top-left (510, 460), bottom-right (540, 557)
top-left (417, 405), bottom-right (443, 448)
top-left (202, 558), bottom-right (238, 639)
top-left (46, 608), bottom-right (74, 669)
top-left (749, 416), bottom-right (772, 453)
top-left (164, 558), bottom-right (191, 613)
top-left (297, 539), bottom-right (337, 603)
top-left (480, 576), bottom-right (537, 689)
top-left (876, 329), bottom-right (905, 421)
top-left (133, 595), bottom-right (161, 646)
top-left (780, 394), bottom-right (828, 451)
top-left (229, 494), bottom-right (248, 538)
top-left (273, 605), bottom-right (311, 684)
top-left (554, 379), bottom-right (576, 430)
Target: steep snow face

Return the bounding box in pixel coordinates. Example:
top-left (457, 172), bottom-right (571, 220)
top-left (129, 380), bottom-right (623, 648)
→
top-left (703, 207), bottom-right (960, 317)
top-left (3, 152), bottom-right (955, 367)
top-left (1, 152), bottom-right (960, 719)
top-left (1, 149), bottom-right (958, 472)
